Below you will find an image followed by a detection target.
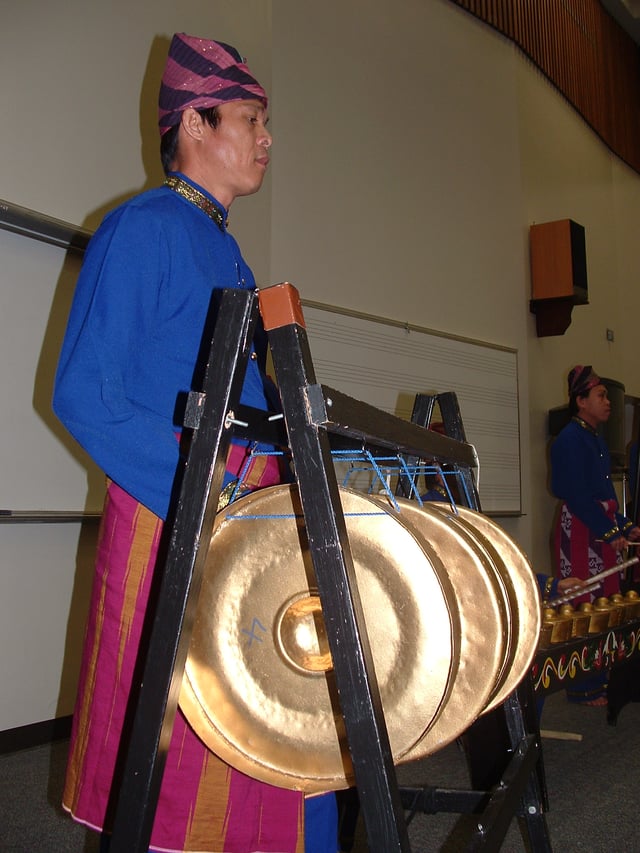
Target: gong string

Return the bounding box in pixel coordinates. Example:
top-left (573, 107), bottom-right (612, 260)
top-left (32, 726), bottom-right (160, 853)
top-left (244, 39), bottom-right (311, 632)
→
top-left (224, 441), bottom-right (470, 521)
top-left (334, 449), bottom-right (465, 509)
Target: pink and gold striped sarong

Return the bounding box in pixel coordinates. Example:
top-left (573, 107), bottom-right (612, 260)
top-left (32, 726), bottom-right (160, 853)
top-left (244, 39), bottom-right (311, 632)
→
top-left (63, 447), bottom-right (304, 852)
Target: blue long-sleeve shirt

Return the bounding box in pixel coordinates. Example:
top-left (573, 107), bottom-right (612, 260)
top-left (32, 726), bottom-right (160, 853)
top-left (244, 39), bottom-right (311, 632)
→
top-left (550, 417), bottom-right (630, 542)
top-left (53, 173), bottom-right (274, 520)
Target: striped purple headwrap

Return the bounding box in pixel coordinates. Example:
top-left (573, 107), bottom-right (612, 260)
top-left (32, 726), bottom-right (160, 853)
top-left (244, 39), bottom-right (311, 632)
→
top-left (568, 365), bottom-right (601, 398)
top-left (158, 33), bottom-right (267, 136)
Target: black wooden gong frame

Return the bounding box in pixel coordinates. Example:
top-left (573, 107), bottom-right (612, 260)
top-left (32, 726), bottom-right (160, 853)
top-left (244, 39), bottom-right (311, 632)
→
top-left (107, 283), bottom-right (551, 853)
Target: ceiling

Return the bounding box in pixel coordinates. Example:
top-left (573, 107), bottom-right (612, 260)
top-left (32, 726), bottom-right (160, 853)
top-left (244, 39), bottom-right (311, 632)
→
top-left (600, 0), bottom-right (640, 45)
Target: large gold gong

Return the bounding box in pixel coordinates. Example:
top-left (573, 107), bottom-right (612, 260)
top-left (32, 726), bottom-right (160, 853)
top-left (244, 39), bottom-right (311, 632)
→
top-left (428, 502), bottom-right (541, 711)
top-left (179, 484), bottom-right (460, 793)
top-left (370, 495), bottom-right (509, 757)
top-left (417, 506), bottom-right (518, 712)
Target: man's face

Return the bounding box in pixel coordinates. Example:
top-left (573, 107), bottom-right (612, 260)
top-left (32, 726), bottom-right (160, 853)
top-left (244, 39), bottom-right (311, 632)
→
top-left (578, 384), bottom-right (611, 428)
top-left (200, 100), bottom-right (271, 207)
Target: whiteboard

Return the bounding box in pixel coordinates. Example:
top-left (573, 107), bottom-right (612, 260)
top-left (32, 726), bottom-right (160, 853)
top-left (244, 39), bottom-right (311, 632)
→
top-left (0, 227), bottom-right (105, 515)
top-left (302, 302), bottom-right (521, 515)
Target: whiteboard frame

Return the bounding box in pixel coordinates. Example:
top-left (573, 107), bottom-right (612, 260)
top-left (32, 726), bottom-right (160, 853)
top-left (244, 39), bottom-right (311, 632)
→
top-left (0, 202), bottom-right (99, 520)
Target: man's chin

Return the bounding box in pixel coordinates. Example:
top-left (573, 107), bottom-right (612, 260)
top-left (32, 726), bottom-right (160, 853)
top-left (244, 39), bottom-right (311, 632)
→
top-left (238, 178), bottom-right (266, 199)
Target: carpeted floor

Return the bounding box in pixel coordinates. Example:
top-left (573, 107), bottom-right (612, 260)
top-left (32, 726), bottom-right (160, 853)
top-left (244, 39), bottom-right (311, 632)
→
top-left (1, 690), bottom-right (638, 852)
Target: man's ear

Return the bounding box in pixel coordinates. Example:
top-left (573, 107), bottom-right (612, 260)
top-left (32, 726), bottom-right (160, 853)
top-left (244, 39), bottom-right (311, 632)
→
top-left (180, 107), bottom-right (205, 142)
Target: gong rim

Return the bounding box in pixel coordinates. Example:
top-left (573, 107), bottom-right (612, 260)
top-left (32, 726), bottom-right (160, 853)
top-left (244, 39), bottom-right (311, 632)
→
top-left (418, 505), bottom-right (518, 712)
top-left (179, 484), bottom-right (460, 792)
top-left (369, 494), bottom-right (508, 758)
top-left (428, 503), bottom-right (541, 711)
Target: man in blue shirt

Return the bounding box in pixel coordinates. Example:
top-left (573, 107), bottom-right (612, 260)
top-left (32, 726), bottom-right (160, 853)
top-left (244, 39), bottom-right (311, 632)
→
top-left (54, 32), bottom-right (336, 853)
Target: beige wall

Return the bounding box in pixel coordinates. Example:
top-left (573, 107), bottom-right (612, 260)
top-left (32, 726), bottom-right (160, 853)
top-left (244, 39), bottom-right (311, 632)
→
top-left (271, 1), bottom-right (526, 338)
top-left (0, 0), bottom-right (273, 731)
top-left (517, 58), bottom-right (640, 572)
top-left (1, 0), bottom-right (639, 729)
top-left (270, 0), bottom-right (533, 550)
top-left (0, 0), bottom-right (273, 272)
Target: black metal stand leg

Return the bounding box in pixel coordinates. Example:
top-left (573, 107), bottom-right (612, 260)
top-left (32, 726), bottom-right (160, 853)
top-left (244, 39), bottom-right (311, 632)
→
top-left (503, 690), bottom-right (552, 852)
top-left (404, 391), bottom-right (481, 511)
top-left (260, 283), bottom-right (411, 853)
top-left (436, 392), bottom-right (481, 510)
top-left (109, 289), bottom-right (259, 852)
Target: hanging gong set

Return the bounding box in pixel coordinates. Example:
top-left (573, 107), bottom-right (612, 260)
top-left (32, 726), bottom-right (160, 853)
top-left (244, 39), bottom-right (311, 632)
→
top-left (179, 484), bottom-right (541, 794)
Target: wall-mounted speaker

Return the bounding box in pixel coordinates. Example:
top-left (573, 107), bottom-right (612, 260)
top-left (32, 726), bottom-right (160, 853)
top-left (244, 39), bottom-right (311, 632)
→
top-left (530, 219), bottom-right (588, 336)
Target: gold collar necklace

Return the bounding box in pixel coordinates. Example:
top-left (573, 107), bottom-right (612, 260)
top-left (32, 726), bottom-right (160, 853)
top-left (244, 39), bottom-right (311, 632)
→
top-left (164, 175), bottom-right (227, 230)
top-left (573, 416), bottom-right (597, 435)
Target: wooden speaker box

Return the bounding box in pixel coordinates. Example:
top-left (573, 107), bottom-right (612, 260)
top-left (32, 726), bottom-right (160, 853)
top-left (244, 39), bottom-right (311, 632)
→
top-left (529, 219), bottom-right (588, 336)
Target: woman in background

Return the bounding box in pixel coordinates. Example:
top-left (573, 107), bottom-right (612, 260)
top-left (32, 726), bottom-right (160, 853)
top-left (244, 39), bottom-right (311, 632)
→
top-left (550, 365), bottom-right (640, 705)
